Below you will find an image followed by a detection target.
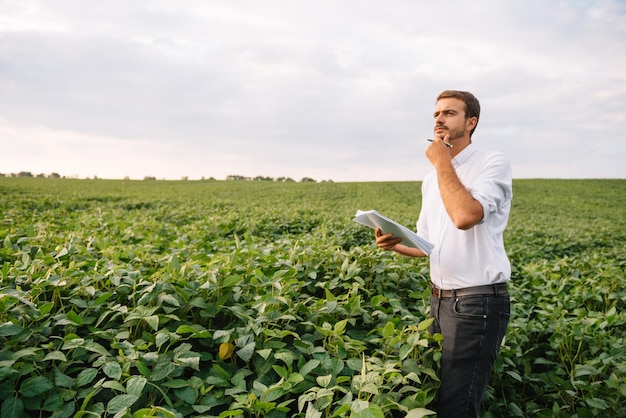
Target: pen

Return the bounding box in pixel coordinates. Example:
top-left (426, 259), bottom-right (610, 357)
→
top-left (427, 138), bottom-right (453, 148)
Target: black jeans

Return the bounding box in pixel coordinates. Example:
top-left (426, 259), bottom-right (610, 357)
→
top-left (430, 293), bottom-right (510, 418)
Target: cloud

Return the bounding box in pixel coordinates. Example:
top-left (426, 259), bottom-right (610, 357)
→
top-left (1, 0), bottom-right (625, 180)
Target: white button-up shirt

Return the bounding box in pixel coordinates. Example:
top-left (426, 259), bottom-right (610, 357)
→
top-left (416, 143), bottom-right (513, 290)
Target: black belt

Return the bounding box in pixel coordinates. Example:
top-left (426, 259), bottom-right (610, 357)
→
top-left (430, 282), bottom-right (508, 298)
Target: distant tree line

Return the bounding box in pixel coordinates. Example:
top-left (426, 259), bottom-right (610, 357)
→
top-left (0, 171), bottom-right (62, 178)
top-left (225, 175), bottom-right (325, 183)
top-left (1, 172), bottom-right (332, 183)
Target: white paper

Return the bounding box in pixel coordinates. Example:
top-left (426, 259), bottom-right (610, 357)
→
top-left (353, 209), bottom-right (434, 255)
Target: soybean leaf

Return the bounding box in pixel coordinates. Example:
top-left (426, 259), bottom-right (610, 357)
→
top-left (150, 362), bottom-right (176, 381)
top-left (174, 387), bottom-right (198, 405)
top-left (84, 342), bottom-right (111, 357)
top-left (75, 368), bottom-right (98, 388)
top-left (0, 323), bottom-right (24, 337)
top-left (49, 402), bottom-right (75, 418)
top-left (20, 375), bottom-right (54, 397)
top-left (42, 393), bottom-right (63, 412)
top-left (103, 361), bottom-right (123, 380)
top-left (107, 394), bottom-right (139, 414)
top-left (299, 359), bottom-right (321, 377)
top-left (405, 408), bottom-right (437, 418)
top-left (44, 351), bottom-right (68, 362)
top-left (126, 376), bottom-right (147, 396)
top-left (236, 342), bottom-right (256, 362)
top-left (54, 366), bottom-right (74, 388)
top-left (1, 398), bottom-right (24, 418)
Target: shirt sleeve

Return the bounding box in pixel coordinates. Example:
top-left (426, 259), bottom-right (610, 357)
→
top-left (467, 152), bottom-right (513, 224)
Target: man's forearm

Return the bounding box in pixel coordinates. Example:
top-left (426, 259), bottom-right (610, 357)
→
top-left (393, 244), bottom-right (428, 258)
top-left (436, 162), bottom-right (483, 230)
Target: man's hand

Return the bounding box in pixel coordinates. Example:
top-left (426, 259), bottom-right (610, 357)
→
top-left (375, 228), bottom-right (427, 258)
top-left (375, 228), bottom-right (402, 251)
top-left (426, 133), bottom-right (453, 170)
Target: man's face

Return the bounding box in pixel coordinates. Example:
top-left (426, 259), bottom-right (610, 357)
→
top-left (433, 97), bottom-right (470, 141)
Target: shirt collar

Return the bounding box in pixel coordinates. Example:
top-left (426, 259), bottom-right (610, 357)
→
top-left (452, 142), bottom-right (476, 168)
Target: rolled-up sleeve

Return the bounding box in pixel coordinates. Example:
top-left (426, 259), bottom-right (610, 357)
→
top-left (468, 152), bottom-right (512, 225)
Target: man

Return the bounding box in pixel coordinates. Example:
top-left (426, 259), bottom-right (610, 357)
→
top-left (375, 90), bottom-right (512, 417)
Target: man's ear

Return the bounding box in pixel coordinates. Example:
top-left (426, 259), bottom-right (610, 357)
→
top-left (467, 117), bottom-right (478, 131)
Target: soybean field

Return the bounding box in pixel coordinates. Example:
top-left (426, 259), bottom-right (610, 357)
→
top-left (0, 178), bottom-right (624, 417)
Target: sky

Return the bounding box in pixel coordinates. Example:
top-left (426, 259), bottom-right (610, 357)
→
top-left (1, 0), bottom-right (625, 182)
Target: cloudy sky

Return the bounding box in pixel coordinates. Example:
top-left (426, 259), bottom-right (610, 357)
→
top-left (1, 0), bottom-right (625, 181)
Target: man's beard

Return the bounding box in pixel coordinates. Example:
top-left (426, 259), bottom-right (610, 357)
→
top-left (435, 125), bottom-right (465, 141)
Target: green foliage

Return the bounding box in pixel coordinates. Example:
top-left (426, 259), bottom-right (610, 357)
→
top-left (0, 178), bottom-right (625, 417)
top-left (485, 179), bottom-right (626, 418)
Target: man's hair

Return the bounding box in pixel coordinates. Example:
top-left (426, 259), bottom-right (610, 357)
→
top-left (437, 90), bottom-right (480, 137)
